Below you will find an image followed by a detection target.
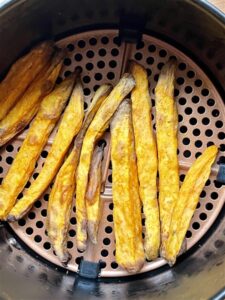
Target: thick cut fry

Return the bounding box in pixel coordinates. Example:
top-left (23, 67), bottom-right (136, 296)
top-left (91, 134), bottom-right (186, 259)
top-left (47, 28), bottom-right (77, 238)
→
top-left (8, 77), bottom-right (84, 221)
top-left (111, 99), bottom-right (145, 273)
top-left (47, 84), bottom-right (112, 264)
top-left (155, 59), bottom-right (179, 257)
top-left (130, 61), bottom-right (160, 260)
top-left (166, 145), bottom-right (218, 266)
top-left (0, 51), bottom-right (64, 147)
top-left (76, 74), bottom-right (135, 252)
top-left (86, 145), bottom-right (104, 244)
top-left (0, 75), bottom-right (75, 219)
top-left (0, 41), bottom-right (54, 121)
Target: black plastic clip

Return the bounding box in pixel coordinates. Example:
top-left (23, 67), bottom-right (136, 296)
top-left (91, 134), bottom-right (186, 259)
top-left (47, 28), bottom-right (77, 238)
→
top-left (78, 260), bottom-right (101, 279)
top-left (119, 13), bottom-right (147, 44)
top-left (217, 164), bottom-right (225, 184)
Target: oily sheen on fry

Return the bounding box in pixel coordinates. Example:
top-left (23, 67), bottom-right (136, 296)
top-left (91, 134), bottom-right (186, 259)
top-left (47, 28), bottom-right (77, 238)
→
top-left (155, 59), bottom-right (179, 257)
top-left (76, 74), bottom-right (135, 252)
top-left (46, 84), bottom-right (111, 264)
top-left (86, 145), bottom-right (104, 244)
top-left (0, 76), bottom-right (74, 220)
top-left (0, 41), bottom-right (54, 121)
top-left (130, 61), bottom-right (160, 260)
top-left (111, 99), bottom-right (145, 273)
top-left (0, 51), bottom-right (64, 147)
top-left (8, 76), bottom-right (84, 221)
top-left (165, 145), bottom-right (218, 265)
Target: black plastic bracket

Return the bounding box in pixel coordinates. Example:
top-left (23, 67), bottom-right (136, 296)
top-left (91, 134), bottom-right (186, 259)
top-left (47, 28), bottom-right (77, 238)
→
top-left (78, 259), bottom-right (101, 279)
top-left (217, 164), bottom-right (225, 184)
top-left (119, 13), bottom-right (147, 44)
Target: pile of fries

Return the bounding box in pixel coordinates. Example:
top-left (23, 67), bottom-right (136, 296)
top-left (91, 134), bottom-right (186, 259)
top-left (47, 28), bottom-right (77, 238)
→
top-left (0, 41), bottom-right (218, 272)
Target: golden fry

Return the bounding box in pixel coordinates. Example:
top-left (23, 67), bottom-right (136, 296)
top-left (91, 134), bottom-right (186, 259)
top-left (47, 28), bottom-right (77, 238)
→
top-left (130, 61), bottom-right (160, 260)
top-left (166, 145), bottom-right (218, 265)
top-left (155, 59), bottom-right (179, 257)
top-left (111, 99), bottom-right (145, 273)
top-left (0, 50), bottom-right (64, 147)
top-left (0, 75), bottom-right (75, 219)
top-left (8, 76), bottom-right (84, 221)
top-left (86, 145), bottom-right (104, 244)
top-left (0, 41), bottom-right (54, 121)
top-left (76, 74), bottom-right (135, 252)
top-left (47, 84), bottom-right (112, 264)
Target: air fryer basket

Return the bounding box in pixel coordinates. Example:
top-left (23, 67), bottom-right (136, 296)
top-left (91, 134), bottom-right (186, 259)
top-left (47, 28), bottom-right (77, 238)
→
top-left (0, 0), bottom-right (225, 299)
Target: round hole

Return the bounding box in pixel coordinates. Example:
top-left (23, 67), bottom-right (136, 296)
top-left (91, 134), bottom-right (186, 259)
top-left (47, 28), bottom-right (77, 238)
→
top-left (211, 192), bottom-right (218, 200)
top-left (184, 107), bottom-right (192, 115)
top-left (64, 70), bottom-right (72, 78)
top-left (197, 106), bottom-right (205, 114)
top-left (6, 156), bottom-right (13, 165)
top-left (195, 152), bottom-right (202, 158)
top-left (111, 48), bottom-right (119, 56)
top-left (67, 44), bottom-right (74, 51)
top-left (84, 102), bottom-right (88, 110)
top-left (34, 201), bottom-right (41, 209)
top-left (83, 75), bottom-right (91, 84)
top-left (87, 50), bottom-right (95, 58)
top-left (105, 226), bottom-right (112, 234)
top-left (195, 79), bottom-right (202, 87)
top-left (109, 60), bottom-right (117, 68)
top-left (193, 128), bottom-right (200, 136)
top-left (189, 117), bottom-right (197, 125)
top-left (97, 61), bottom-right (105, 69)
top-left (200, 213), bottom-right (207, 221)
top-left (111, 261), bottom-right (118, 269)
top-left (205, 129), bottom-right (213, 137)
top-left (41, 209), bottom-right (47, 217)
top-left (135, 52), bottom-right (142, 61)
top-left (187, 70), bottom-right (195, 78)
top-left (159, 49), bottom-right (167, 57)
top-left (107, 72), bottom-right (115, 80)
top-left (41, 150), bottom-right (48, 158)
top-left (44, 194), bottom-right (49, 201)
top-left (17, 192), bottom-right (23, 200)
top-left (69, 229), bottom-right (76, 237)
top-left (109, 203), bottom-right (114, 210)
top-left (185, 86), bottom-right (193, 94)
top-left (179, 63), bottom-right (186, 71)
top-left (215, 121), bottom-right (223, 128)
top-left (101, 36), bottom-right (109, 44)
top-left (84, 88), bottom-right (91, 96)
top-left (183, 138), bottom-right (190, 145)
top-left (197, 202), bottom-right (201, 209)
top-left (176, 77), bottom-right (185, 85)
top-left (86, 63), bottom-right (94, 71)
top-left (25, 181), bottom-right (31, 189)
top-left (33, 173), bottom-right (39, 179)
top-left (206, 203), bottom-right (213, 210)
top-left (0, 167), bottom-right (3, 174)
top-left (146, 57), bottom-right (154, 65)
top-left (67, 241), bottom-right (73, 249)
top-left (100, 261), bottom-right (106, 269)
top-left (180, 174), bottom-right (185, 182)
top-left (98, 48), bottom-right (106, 56)
top-left (94, 85), bottom-right (100, 91)
top-left (89, 38), bottom-right (97, 45)
top-left (34, 235), bottom-right (42, 243)
top-left (157, 62), bottom-right (164, 70)
top-left (26, 227), bottom-right (33, 235)
top-left (64, 58), bottom-right (71, 66)
top-left (201, 89), bottom-right (209, 96)
top-left (103, 238), bottom-right (111, 246)
top-left (154, 74), bottom-right (159, 82)
top-left (6, 145), bottom-right (14, 152)
top-left (174, 89), bottom-right (179, 97)
top-left (101, 249), bottom-right (108, 257)
top-left (179, 97), bottom-right (186, 105)
top-left (74, 53), bottom-right (82, 61)
top-left (202, 117), bottom-right (210, 125)
top-left (36, 221), bottom-right (43, 228)
top-left (214, 180), bottom-right (222, 189)
top-left (180, 125), bottom-right (187, 133)
top-left (205, 179), bottom-right (211, 186)
top-left (43, 242), bottom-right (51, 250)
top-left (70, 217), bottom-right (76, 225)
top-left (195, 140), bottom-right (202, 148)
top-left (75, 256), bottom-right (83, 265)
top-left (192, 222), bottom-right (200, 230)
top-left (94, 73), bottom-right (102, 81)
top-left (28, 212), bottom-right (35, 220)
top-left (183, 150), bottom-right (191, 158)
top-left (212, 109), bottom-right (220, 118)
top-left (78, 40), bottom-right (86, 48)
top-left (18, 219), bottom-right (26, 226)
top-left (186, 230), bottom-right (192, 238)
top-left (178, 114), bottom-right (183, 122)
top-left (148, 45), bottom-right (156, 52)
top-left (207, 98), bottom-right (215, 106)
top-left (192, 95), bottom-right (199, 104)
top-left (108, 174), bottom-right (112, 183)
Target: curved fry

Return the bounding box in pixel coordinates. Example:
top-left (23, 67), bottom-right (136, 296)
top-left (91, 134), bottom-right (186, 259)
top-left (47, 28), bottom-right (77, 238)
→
top-left (47, 84), bottom-right (112, 264)
top-left (111, 99), bottom-right (145, 273)
top-left (166, 145), bottom-right (218, 265)
top-left (155, 59), bottom-right (179, 257)
top-left (0, 50), bottom-right (64, 147)
top-left (76, 74), bottom-right (135, 252)
top-left (0, 75), bottom-right (74, 219)
top-left (130, 61), bottom-right (160, 260)
top-left (8, 76), bottom-right (84, 221)
top-left (0, 41), bottom-right (54, 121)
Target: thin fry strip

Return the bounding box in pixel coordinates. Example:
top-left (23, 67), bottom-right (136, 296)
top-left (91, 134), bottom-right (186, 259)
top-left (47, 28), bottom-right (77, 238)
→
top-left (130, 61), bottom-right (160, 260)
top-left (111, 99), bottom-right (145, 273)
top-left (0, 75), bottom-right (75, 219)
top-left (0, 41), bottom-right (54, 121)
top-left (47, 84), bottom-right (112, 264)
top-left (155, 59), bottom-right (179, 257)
top-left (8, 76), bottom-right (84, 221)
top-left (166, 145), bottom-right (218, 265)
top-left (0, 50), bottom-right (64, 147)
top-left (76, 74), bottom-right (135, 251)
top-left (86, 145), bottom-right (104, 244)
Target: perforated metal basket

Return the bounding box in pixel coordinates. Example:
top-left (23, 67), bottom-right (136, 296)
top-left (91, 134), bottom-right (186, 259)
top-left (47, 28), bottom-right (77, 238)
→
top-left (0, 0), bottom-right (225, 299)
